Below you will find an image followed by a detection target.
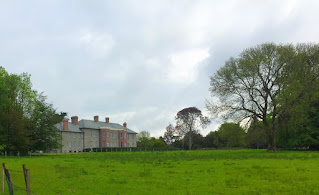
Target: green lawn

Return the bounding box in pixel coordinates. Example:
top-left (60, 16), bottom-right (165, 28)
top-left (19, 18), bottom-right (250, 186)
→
top-left (1, 149), bottom-right (319, 194)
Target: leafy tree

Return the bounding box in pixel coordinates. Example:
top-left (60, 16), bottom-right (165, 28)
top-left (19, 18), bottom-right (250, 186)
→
top-left (175, 107), bottom-right (210, 150)
top-left (203, 131), bottom-right (218, 148)
top-left (277, 98), bottom-right (319, 149)
top-left (0, 66), bottom-right (63, 152)
top-left (0, 70), bottom-right (33, 152)
top-left (137, 131), bottom-right (153, 147)
top-left (29, 93), bottom-right (62, 152)
top-left (207, 43), bottom-right (319, 152)
top-left (183, 132), bottom-right (204, 149)
top-left (276, 44), bottom-right (319, 149)
top-left (217, 123), bottom-right (246, 147)
top-left (152, 139), bottom-right (166, 148)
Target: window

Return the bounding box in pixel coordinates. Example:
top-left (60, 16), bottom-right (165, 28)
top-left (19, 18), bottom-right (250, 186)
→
top-left (90, 141), bottom-right (93, 148)
top-left (90, 130), bottom-right (93, 137)
top-left (79, 142), bottom-right (82, 148)
top-left (111, 132), bottom-right (113, 138)
top-left (68, 132), bottom-right (71, 138)
top-left (79, 133), bottom-right (81, 138)
top-left (121, 133), bottom-right (123, 138)
top-left (107, 142), bottom-right (110, 147)
top-left (69, 141), bottom-right (71, 148)
top-left (124, 143), bottom-right (126, 147)
top-left (103, 131), bottom-right (105, 137)
top-left (96, 141), bottom-right (98, 147)
top-left (124, 134), bottom-right (126, 139)
top-left (103, 141), bottom-right (105, 147)
top-left (127, 134), bottom-right (129, 140)
top-left (107, 132), bottom-right (109, 138)
top-left (120, 142), bottom-right (123, 147)
top-left (74, 141), bottom-right (76, 148)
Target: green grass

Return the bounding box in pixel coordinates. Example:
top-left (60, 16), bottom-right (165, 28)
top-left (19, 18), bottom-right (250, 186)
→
top-left (1, 149), bottom-right (319, 194)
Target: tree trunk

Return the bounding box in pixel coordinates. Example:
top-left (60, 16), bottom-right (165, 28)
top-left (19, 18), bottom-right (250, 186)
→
top-left (267, 131), bottom-right (277, 152)
top-left (263, 119), bottom-right (277, 152)
top-left (182, 138), bottom-right (185, 150)
top-left (189, 131), bottom-right (192, 150)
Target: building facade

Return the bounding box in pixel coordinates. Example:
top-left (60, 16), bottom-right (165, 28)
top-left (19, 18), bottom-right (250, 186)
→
top-left (54, 115), bottom-right (137, 153)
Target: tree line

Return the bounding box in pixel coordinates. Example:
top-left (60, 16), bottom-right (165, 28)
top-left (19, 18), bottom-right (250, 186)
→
top-left (207, 43), bottom-right (319, 151)
top-left (157, 43), bottom-right (319, 151)
top-left (0, 67), bottom-right (64, 153)
top-left (2, 42), bottom-right (319, 153)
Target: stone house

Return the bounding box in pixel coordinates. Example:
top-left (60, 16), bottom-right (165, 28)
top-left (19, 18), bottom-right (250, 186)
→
top-left (55, 118), bottom-right (84, 153)
top-left (54, 115), bottom-right (137, 153)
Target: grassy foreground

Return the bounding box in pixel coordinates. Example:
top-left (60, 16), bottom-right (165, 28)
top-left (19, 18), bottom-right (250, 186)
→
top-left (1, 149), bottom-right (319, 194)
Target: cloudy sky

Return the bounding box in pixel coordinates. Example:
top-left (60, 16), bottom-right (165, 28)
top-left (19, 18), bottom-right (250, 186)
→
top-left (1, 0), bottom-right (319, 137)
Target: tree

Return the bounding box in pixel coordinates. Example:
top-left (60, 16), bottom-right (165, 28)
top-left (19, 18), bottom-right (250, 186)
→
top-left (163, 124), bottom-right (176, 145)
top-left (207, 43), bottom-right (319, 152)
top-left (276, 44), bottom-right (319, 149)
top-left (29, 93), bottom-right (62, 152)
top-left (203, 131), bottom-right (218, 148)
top-left (175, 107), bottom-right (210, 150)
top-left (217, 123), bottom-right (246, 147)
top-left (183, 132), bottom-right (204, 149)
top-left (152, 139), bottom-right (166, 148)
top-left (0, 70), bottom-right (34, 152)
top-left (277, 97), bottom-right (319, 149)
top-left (0, 66), bottom-right (63, 152)
top-left (137, 131), bottom-right (152, 147)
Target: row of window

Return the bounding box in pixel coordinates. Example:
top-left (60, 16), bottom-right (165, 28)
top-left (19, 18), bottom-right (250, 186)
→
top-left (88, 130), bottom-right (134, 140)
top-left (68, 141), bottom-right (82, 148)
top-left (89, 131), bottom-right (99, 137)
top-left (101, 142), bottom-right (129, 147)
top-left (68, 132), bottom-right (83, 139)
top-left (89, 141), bottom-right (99, 148)
top-left (67, 140), bottom-right (135, 149)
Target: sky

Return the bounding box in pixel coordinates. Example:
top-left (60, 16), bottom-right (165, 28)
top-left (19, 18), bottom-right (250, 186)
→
top-left (1, 0), bottom-right (319, 137)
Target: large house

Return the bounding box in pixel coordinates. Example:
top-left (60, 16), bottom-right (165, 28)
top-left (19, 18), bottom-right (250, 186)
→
top-left (54, 116), bottom-right (137, 153)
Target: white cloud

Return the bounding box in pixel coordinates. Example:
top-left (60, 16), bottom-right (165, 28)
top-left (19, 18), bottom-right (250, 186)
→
top-left (167, 48), bottom-right (210, 83)
top-left (79, 30), bottom-right (115, 59)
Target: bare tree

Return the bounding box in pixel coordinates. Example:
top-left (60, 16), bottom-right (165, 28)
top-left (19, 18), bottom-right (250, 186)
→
top-left (163, 124), bottom-right (176, 145)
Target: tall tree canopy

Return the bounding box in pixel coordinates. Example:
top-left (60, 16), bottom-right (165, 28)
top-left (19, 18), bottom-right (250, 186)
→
top-left (207, 43), bottom-right (319, 152)
top-left (0, 66), bottom-right (63, 153)
top-left (175, 107), bottom-right (210, 150)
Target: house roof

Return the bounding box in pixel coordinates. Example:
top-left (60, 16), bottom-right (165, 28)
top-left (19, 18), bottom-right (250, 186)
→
top-left (55, 122), bottom-right (83, 133)
top-left (78, 119), bottom-right (137, 134)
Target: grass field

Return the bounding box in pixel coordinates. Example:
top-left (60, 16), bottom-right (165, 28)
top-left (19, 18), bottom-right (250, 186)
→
top-left (1, 149), bottom-right (319, 194)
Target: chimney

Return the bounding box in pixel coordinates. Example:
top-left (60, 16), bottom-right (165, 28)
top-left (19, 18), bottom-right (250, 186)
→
top-left (105, 117), bottom-right (109, 123)
top-left (123, 122), bottom-right (127, 128)
top-left (63, 119), bottom-right (69, 131)
top-left (71, 116), bottom-right (79, 126)
top-left (94, 115), bottom-right (99, 122)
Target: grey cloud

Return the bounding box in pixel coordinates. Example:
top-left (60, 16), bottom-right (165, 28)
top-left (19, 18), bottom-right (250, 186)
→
top-left (1, 0), bottom-right (319, 137)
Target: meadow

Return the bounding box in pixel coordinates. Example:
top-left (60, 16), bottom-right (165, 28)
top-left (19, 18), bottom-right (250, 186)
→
top-left (1, 149), bottom-right (319, 194)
